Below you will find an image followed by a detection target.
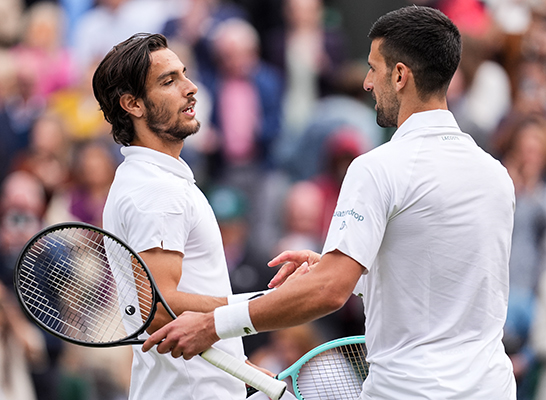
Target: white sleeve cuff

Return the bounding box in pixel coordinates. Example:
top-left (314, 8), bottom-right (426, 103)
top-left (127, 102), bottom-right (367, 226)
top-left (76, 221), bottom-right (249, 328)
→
top-left (227, 288), bottom-right (275, 305)
top-left (214, 301), bottom-right (258, 339)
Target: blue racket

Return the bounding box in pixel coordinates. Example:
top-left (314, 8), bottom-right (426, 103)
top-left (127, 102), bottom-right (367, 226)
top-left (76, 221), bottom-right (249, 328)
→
top-left (248, 335), bottom-right (368, 399)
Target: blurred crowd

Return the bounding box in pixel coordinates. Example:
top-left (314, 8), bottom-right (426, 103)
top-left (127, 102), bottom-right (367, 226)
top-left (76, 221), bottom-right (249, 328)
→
top-left (1, 0), bottom-right (546, 399)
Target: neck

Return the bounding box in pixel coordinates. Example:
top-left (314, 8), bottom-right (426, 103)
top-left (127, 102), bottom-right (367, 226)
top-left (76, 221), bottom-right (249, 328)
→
top-left (397, 96), bottom-right (448, 128)
top-left (132, 131), bottom-right (184, 159)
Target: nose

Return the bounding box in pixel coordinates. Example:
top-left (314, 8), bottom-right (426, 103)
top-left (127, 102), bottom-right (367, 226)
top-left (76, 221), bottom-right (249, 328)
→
top-left (184, 77), bottom-right (198, 97)
top-left (363, 70), bottom-right (373, 92)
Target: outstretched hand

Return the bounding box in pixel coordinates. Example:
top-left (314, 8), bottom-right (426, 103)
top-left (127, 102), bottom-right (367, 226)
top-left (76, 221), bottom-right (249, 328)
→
top-left (267, 250), bottom-right (321, 288)
top-left (142, 311), bottom-right (219, 360)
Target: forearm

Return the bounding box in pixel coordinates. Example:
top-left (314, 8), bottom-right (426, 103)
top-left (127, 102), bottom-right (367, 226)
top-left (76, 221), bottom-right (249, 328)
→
top-left (250, 267), bottom-right (347, 332)
top-left (149, 291), bottom-right (227, 332)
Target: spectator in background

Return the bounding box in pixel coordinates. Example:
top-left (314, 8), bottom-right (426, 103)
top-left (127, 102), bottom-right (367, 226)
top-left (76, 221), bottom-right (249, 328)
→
top-left (274, 181), bottom-right (324, 255)
top-left (264, 0), bottom-right (347, 138)
top-left (10, 2), bottom-right (76, 101)
top-left (0, 50), bottom-right (26, 184)
top-left (47, 60), bottom-right (112, 142)
top-left (58, 0), bottom-right (93, 47)
top-left (160, 0), bottom-right (249, 79)
top-left (71, 0), bottom-right (173, 73)
top-left (202, 18), bottom-right (285, 258)
top-left (45, 139), bottom-right (117, 227)
top-left (0, 281), bottom-right (47, 400)
top-left (13, 112), bottom-right (71, 205)
top-left (204, 17), bottom-right (283, 174)
top-left (207, 184), bottom-right (276, 356)
top-left (0, 170), bottom-right (45, 287)
top-left (2, 46), bottom-right (46, 155)
top-left (0, 0), bottom-right (23, 47)
top-left (0, 170), bottom-right (64, 400)
top-left (207, 185), bottom-right (275, 295)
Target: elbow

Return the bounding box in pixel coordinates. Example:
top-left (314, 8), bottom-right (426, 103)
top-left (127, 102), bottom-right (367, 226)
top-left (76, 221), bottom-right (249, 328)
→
top-left (330, 291), bottom-right (349, 312)
top-left (317, 283), bottom-right (349, 314)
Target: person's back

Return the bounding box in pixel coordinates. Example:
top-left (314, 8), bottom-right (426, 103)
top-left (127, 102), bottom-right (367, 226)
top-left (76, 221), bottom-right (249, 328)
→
top-left (341, 109), bottom-right (515, 398)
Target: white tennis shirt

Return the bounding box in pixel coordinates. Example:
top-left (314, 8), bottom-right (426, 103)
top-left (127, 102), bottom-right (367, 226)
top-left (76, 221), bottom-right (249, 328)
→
top-left (323, 110), bottom-right (517, 399)
top-left (103, 146), bottom-right (246, 400)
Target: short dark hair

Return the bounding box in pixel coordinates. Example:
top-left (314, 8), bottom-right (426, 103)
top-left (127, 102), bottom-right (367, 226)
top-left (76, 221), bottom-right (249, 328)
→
top-left (369, 5), bottom-right (461, 98)
top-left (92, 33), bottom-right (168, 146)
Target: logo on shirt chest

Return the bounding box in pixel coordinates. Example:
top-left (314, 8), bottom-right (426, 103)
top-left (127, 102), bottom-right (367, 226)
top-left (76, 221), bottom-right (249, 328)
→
top-left (438, 135), bottom-right (460, 142)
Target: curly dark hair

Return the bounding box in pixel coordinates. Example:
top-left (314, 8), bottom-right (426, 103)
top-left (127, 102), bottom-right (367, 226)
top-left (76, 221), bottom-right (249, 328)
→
top-left (92, 33), bottom-right (168, 146)
top-left (369, 5), bottom-right (461, 99)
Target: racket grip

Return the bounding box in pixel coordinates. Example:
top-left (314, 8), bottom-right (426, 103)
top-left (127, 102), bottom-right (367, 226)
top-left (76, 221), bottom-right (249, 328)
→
top-left (201, 347), bottom-right (287, 400)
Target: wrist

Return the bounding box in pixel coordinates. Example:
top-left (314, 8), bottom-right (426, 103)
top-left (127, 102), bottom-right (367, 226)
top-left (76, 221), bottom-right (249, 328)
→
top-left (227, 289), bottom-right (275, 305)
top-left (214, 301), bottom-right (258, 339)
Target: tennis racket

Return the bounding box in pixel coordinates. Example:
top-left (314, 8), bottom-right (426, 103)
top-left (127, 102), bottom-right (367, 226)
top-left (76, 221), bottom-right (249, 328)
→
top-left (14, 222), bottom-right (287, 400)
top-left (247, 335), bottom-right (368, 400)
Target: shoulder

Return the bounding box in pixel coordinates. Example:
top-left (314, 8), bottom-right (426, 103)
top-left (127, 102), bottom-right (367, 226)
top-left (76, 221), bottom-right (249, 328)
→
top-left (111, 162), bottom-right (193, 215)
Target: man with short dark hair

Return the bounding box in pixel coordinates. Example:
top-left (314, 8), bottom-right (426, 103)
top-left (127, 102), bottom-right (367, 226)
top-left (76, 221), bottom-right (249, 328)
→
top-left (144, 7), bottom-right (517, 399)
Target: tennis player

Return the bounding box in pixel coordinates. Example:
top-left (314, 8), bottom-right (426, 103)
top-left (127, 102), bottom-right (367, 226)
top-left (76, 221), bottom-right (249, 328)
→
top-left (143, 6), bottom-right (517, 399)
top-left (92, 33), bottom-right (285, 400)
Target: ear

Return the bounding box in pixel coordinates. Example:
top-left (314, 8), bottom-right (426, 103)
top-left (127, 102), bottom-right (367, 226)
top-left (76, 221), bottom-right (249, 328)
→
top-left (120, 93), bottom-right (144, 118)
top-left (393, 62), bottom-right (410, 92)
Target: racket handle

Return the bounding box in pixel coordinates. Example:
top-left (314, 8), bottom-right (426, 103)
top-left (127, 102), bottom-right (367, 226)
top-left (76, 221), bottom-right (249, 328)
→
top-left (201, 347), bottom-right (287, 400)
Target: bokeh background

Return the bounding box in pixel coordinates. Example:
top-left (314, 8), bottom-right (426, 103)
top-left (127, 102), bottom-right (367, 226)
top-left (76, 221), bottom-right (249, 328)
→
top-left (1, 0), bottom-right (546, 399)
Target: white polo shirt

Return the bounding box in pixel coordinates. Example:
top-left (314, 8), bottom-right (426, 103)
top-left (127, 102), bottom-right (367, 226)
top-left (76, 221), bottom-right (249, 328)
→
top-left (323, 110), bottom-right (517, 399)
top-left (103, 146), bottom-right (246, 400)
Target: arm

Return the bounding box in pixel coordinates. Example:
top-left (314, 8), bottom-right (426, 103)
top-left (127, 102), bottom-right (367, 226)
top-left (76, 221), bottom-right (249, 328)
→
top-left (142, 250), bottom-right (365, 358)
top-left (140, 247), bottom-right (227, 333)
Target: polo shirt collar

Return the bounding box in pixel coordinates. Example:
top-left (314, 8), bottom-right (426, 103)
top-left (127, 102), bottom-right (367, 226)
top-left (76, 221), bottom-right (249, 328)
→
top-left (120, 145), bottom-right (195, 182)
top-left (391, 109), bottom-right (460, 141)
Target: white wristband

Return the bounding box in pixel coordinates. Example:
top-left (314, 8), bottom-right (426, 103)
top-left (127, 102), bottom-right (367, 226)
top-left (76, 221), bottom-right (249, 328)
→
top-left (227, 288), bottom-right (275, 305)
top-left (214, 301), bottom-right (257, 339)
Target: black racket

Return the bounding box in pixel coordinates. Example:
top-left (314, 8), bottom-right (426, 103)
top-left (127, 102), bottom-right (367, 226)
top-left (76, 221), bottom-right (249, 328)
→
top-left (14, 222), bottom-right (286, 400)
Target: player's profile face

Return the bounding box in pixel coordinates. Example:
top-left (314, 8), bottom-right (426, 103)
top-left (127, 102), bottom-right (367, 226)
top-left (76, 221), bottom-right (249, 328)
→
top-left (143, 48), bottom-right (201, 142)
top-left (364, 40), bottom-right (399, 128)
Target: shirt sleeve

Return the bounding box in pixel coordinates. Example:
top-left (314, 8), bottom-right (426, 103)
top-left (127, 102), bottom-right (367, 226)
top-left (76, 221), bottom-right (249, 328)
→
top-left (322, 154), bottom-right (390, 273)
top-left (122, 181), bottom-right (193, 255)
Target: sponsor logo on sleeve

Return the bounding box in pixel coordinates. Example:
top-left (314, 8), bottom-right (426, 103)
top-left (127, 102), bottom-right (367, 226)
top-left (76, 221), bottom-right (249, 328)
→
top-left (333, 208), bottom-right (365, 222)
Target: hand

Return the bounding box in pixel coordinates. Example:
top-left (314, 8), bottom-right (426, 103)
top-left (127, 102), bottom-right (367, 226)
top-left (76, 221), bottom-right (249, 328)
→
top-left (267, 250), bottom-right (321, 288)
top-left (142, 311), bottom-right (219, 360)
top-left (245, 359), bottom-right (275, 377)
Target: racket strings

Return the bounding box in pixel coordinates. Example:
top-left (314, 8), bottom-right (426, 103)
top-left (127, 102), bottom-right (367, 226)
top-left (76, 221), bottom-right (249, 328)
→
top-left (19, 233), bottom-right (117, 336)
top-left (295, 343), bottom-right (369, 400)
top-left (18, 227), bottom-right (155, 344)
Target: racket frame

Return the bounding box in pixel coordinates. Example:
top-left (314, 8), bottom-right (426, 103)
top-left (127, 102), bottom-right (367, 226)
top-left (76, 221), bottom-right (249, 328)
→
top-left (14, 222), bottom-right (172, 347)
top-left (280, 335), bottom-right (367, 400)
top-left (277, 335), bottom-right (367, 381)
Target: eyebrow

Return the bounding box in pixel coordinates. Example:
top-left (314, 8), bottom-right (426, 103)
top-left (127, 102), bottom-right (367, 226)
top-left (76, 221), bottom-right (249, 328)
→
top-left (156, 67), bottom-right (186, 82)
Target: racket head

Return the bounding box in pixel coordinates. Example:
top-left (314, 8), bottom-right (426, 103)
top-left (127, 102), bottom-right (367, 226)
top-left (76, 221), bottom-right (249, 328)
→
top-left (14, 222), bottom-right (162, 347)
top-left (278, 335), bottom-right (369, 400)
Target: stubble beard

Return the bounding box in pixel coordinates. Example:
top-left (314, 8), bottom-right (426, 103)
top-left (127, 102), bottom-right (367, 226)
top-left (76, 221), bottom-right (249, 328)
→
top-left (375, 93), bottom-right (400, 128)
top-left (144, 97), bottom-right (201, 143)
